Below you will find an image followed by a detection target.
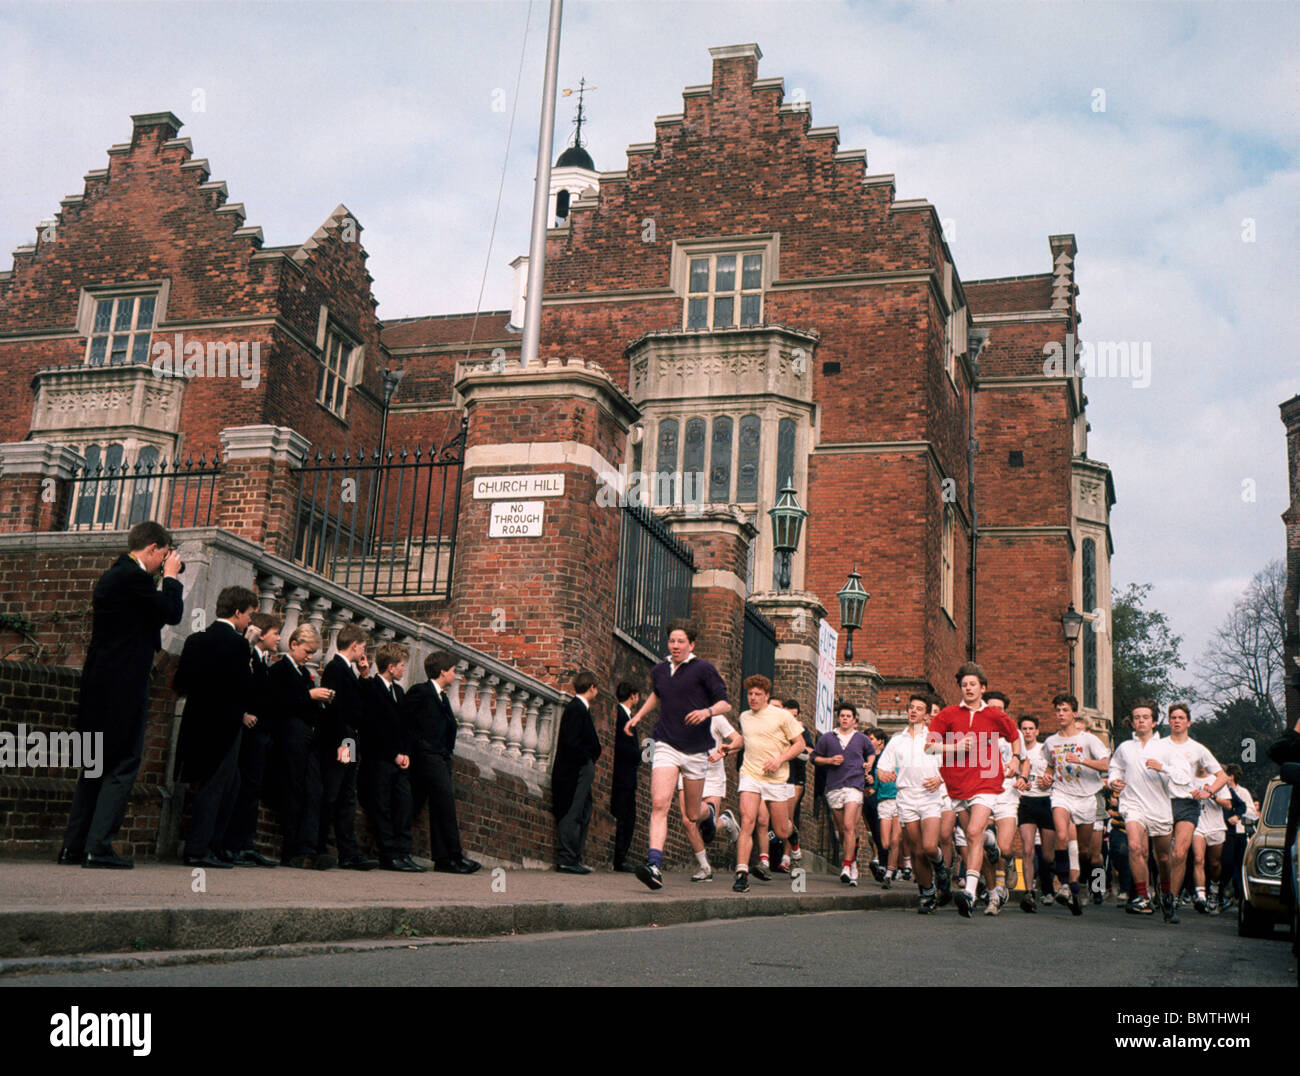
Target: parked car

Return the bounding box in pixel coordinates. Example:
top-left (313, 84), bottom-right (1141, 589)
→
top-left (1238, 775), bottom-right (1292, 938)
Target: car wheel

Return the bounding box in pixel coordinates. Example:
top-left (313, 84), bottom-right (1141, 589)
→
top-left (1237, 896), bottom-right (1273, 939)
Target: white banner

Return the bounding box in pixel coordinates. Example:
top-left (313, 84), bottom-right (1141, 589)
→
top-left (816, 619), bottom-right (838, 734)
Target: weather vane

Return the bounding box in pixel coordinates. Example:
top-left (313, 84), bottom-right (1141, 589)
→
top-left (560, 77), bottom-right (596, 149)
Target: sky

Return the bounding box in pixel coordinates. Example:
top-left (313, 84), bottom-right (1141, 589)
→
top-left (1, 0), bottom-right (1296, 679)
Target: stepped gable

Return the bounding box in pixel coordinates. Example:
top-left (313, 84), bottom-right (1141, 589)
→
top-left (0, 112), bottom-right (270, 322)
top-left (544, 42), bottom-right (934, 295)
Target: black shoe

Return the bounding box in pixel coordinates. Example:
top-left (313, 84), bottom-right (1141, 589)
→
top-left (697, 806), bottom-right (717, 845)
top-left (214, 848), bottom-right (238, 865)
top-left (1092, 890), bottom-right (1104, 906)
top-left (341, 855), bottom-right (379, 871)
top-left (434, 857), bottom-right (481, 874)
top-left (1069, 890), bottom-right (1083, 917)
top-left (84, 852), bottom-right (134, 870)
top-left (557, 863), bottom-right (592, 874)
top-left (953, 888), bottom-right (973, 918)
top-left (58, 846), bottom-right (84, 865)
top-left (918, 894), bottom-right (937, 914)
top-left (1020, 891), bottom-right (1038, 913)
top-left (382, 856), bottom-right (425, 872)
top-left (636, 862), bottom-right (664, 890)
top-left (184, 854), bottom-right (233, 870)
top-left (314, 854), bottom-right (337, 871)
top-left (1193, 894), bottom-right (1208, 914)
top-left (232, 850), bottom-right (278, 868)
top-left (732, 870), bottom-right (750, 893)
top-left (751, 863), bottom-right (772, 882)
top-left (613, 863), bottom-right (639, 873)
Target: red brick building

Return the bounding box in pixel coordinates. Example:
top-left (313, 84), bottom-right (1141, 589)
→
top-left (0, 43), bottom-right (1114, 738)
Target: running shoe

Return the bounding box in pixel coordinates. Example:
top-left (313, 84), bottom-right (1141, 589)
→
top-left (849, 862), bottom-right (859, 886)
top-left (869, 860), bottom-right (886, 883)
top-left (791, 846), bottom-right (803, 863)
top-left (775, 854), bottom-right (791, 874)
top-left (1069, 889), bottom-right (1083, 917)
top-left (691, 866), bottom-right (713, 882)
top-left (635, 862), bottom-right (663, 891)
top-left (717, 809), bottom-right (741, 843)
top-left (1054, 888), bottom-right (1072, 908)
top-left (1116, 891), bottom-right (1129, 904)
top-left (996, 885), bottom-right (1008, 906)
top-left (976, 880), bottom-right (989, 907)
top-left (918, 893), bottom-right (937, 915)
top-left (881, 874), bottom-right (892, 890)
top-left (953, 887), bottom-right (974, 919)
top-left (1019, 891), bottom-right (1037, 914)
top-left (840, 864), bottom-right (852, 885)
top-left (732, 870), bottom-right (750, 893)
top-left (1004, 859), bottom-right (1019, 891)
top-left (984, 890), bottom-right (1003, 916)
top-left (934, 862), bottom-right (952, 904)
top-left (752, 862), bottom-right (772, 882)
top-left (1193, 894), bottom-right (1208, 915)
top-left (1166, 899), bottom-right (1180, 924)
top-left (1208, 882), bottom-right (1220, 914)
top-left (1161, 892), bottom-right (1177, 923)
top-left (899, 866), bottom-right (913, 882)
top-left (1126, 896), bottom-right (1154, 915)
top-left (698, 806), bottom-right (717, 845)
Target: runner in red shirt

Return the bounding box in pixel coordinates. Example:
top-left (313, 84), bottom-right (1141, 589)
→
top-left (926, 662), bottom-right (1025, 919)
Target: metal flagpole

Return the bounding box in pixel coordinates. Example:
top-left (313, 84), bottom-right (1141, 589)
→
top-left (520, 0), bottom-right (563, 368)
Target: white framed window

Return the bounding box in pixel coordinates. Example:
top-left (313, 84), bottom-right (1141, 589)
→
top-left (84, 292), bottom-right (157, 366)
top-left (672, 235), bottom-right (776, 332)
top-left (69, 441), bottom-right (168, 530)
top-left (941, 503), bottom-right (955, 618)
top-left (317, 325), bottom-right (360, 419)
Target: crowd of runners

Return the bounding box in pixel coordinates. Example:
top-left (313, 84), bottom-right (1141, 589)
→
top-left (625, 622), bottom-right (1255, 921)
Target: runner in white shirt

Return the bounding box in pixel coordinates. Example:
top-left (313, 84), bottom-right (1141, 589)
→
top-left (1148, 702), bottom-right (1228, 923)
top-left (1015, 714), bottom-right (1057, 912)
top-left (1107, 699), bottom-right (1173, 916)
top-left (1042, 693), bottom-right (1109, 916)
top-left (1191, 766), bottom-right (1233, 915)
top-left (675, 714), bottom-right (742, 881)
top-left (929, 696), bottom-right (959, 901)
top-left (876, 694), bottom-right (950, 912)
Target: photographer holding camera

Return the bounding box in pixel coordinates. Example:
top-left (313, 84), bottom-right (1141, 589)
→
top-left (60, 520), bottom-right (184, 869)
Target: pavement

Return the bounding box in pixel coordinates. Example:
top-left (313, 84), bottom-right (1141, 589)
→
top-left (0, 855), bottom-right (915, 974)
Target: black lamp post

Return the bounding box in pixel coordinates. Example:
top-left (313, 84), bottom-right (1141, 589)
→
top-left (768, 483), bottom-right (808, 593)
top-left (1061, 603), bottom-right (1084, 696)
top-left (837, 563), bottom-right (869, 662)
top-left (379, 367), bottom-right (406, 453)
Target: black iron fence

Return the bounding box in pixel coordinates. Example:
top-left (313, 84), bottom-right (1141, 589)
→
top-left (290, 427), bottom-right (465, 599)
top-left (64, 452), bottom-right (222, 532)
top-left (742, 601), bottom-right (776, 681)
top-left (615, 502), bottom-right (695, 655)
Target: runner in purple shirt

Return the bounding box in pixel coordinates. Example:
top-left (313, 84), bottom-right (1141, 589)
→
top-left (625, 621), bottom-right (731, 890)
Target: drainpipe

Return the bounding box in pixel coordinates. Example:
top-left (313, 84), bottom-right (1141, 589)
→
top-left (966, 329), bottom-right (989, 661)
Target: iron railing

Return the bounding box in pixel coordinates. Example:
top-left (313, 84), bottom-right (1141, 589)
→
top-left (742, 600), bottom-right (776, 681)
top-left (290, 422), bottom-right (466, 599)
top-left (615, 502), bottom-right (695, 655)
top-left (64, 454), bottom-right (221, 532)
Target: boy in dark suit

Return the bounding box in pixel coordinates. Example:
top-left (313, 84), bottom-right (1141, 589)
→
top-left (319, 624), bottom-right (377, 870)
top-left (216, 612), bottom-right (281, 867)
top-left (269, 624), bottom-right (335, 868)
top-left (62, 520), bottom-right (184, 869)
top-left (174, 585), bottom-right (259, 868)
top-left (361, 642), bottom-right (422, 871)
top-left (402, 651), bottom-right (481, 873)
top-left (553, 671), bottom-right (602, 874)
top-left (610, 680), bottom-right (641, 872)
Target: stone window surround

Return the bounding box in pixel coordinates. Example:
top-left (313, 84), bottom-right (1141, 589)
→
top-left (670, 233), bottom-right (779, 331)
top-left (75, 279), bottom-right (171, 365)
top-left (314, 304), bottom-right (364, 421)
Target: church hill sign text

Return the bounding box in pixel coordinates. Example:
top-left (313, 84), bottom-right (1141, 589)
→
top-left (474, 474), bottom-right (564, 538)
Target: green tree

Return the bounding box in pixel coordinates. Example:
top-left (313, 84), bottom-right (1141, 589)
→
top-left (1194, 696), bottom-right (1276, 797)
top-left (1110, 582), bottom-right (1192, 741)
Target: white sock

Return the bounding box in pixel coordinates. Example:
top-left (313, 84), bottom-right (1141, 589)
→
top-left (1067, 840), bottom-right (1080, 872)
top-left (695, 851), bottom-right (709, 869)
top-left (965, 871), bottom-right (979, 898)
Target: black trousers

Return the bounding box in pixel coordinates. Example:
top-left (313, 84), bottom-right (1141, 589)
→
top-left (220, 725), bottom-right (272, 854)
top-left (410, 747), bottom-right (463, 863)
top-left (184, 730), bottom-right (243, 858)
top-left (556, 760), bottom-right (594, 866)
top-left (360, 759), bottom-right (413, 860)
top-left (279, 718), bottom-right (322, 860)
top-left (863, 796), bottom-right (882, 859)
top-left (318, 752), bottom-right (361, 860)
top-left (63, 707), bottom-right (147, 857)
top-left (610, 784), bottom-right (637, 867)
